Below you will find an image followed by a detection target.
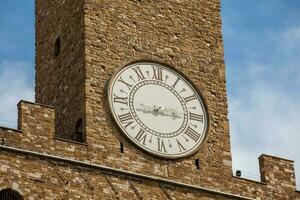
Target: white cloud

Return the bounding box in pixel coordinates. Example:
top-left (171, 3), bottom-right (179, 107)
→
top-left (228, 26), bottom-right (300, 189)
top-left (0, 61), bottom-right (34, 128)
top-left (230, 79), bottom-right (300, 172)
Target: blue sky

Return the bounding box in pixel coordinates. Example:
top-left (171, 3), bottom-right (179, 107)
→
top-left (222, 0), bottom-right (300, 188)
top-left (0, 0), bottom-right (299, 190)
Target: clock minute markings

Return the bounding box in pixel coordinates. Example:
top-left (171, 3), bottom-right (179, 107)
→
top-left (180, 88), bottom-right (186, 94)
top-left (129, 75), bottom-right (136, 83)
top-left (149, 135), bottom-right (153, 143)
top-left (157, 138), bottom-right (167, 153)
top-left (184, 126), bottom-right (200, 142)
top-left (183, 135), bottom-right (189, 142)
top-left (120, 89), bottom-right (128, 95)
top-left (120, 107), bottom-right (128, 111)
top-left (118, 112), bottom-right (134, 129)
top-left (165, 75), bottom-right (169, 82)
top-left (132, 67), bottom-right (146, 81)
top-left (146, 70), bottom-right (150, 79)
top-left (190, 123), bottom-right (197, 129)
top-left (168, 140), bottom-right (172, 148)
top-left (131, 124), bottom-right (138, 130)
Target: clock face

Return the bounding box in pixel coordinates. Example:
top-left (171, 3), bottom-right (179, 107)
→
top-left (107, 62), bottom-right (208, 159)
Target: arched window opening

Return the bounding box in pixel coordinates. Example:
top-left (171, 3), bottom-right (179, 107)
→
top-left (120, 142), bottom-right (124, 153)
top-left (73, 118), bottom-right (85, 143)
top-left (0, 188), bottom-right (23, 200)
top-left (54, 36), bottom-right (61, 58)
top-left (195, 159), bottom-right (200, 170)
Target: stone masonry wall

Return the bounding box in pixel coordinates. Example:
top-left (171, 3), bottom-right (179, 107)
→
top-left (293, 191), bottom-right (300, 200)
top-left (0, 150), bottom-right (233, 200)
top-left (259, 155), bottom-right (297, 198)
top-left (35, 0), bottom-right (86, 139)
top-left (34, 0), bottom-right (234, 188)
top-left (0, 0), bottom-right (299, 199)
top-left (83, 0), bottom-right (232, 188)
top-left (0, 101), bottom-right (298, 199)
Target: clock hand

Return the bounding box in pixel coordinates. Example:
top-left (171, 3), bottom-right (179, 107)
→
top-left (139, 103), bottom-right (154, 112)
top-left (137, 103), bottom-right (183, 119)
top-left (153, 105), bottom-right (163, 113)
top-left (160, 107), bottom-right (182, 119)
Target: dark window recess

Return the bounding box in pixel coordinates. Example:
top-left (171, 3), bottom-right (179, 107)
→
top-left (120, 142), bottom-right (124, 153)
top-left (0, 188), bottom-right (23, 200)
top-left (54, 36), bottom-right (61, 57)
top-left (195, 159), bottom-right (200, 170)
top-left (72, 118), bottom-right (85, 143)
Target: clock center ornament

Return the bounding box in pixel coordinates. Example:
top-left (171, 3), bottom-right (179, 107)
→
top-left (107, 62), bottom-right (209, 159)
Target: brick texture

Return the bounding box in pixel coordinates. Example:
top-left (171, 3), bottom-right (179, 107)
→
top-left (35, 0), bottom-right (86, 139)
top-left (0, 0), bottom-right (299, 199)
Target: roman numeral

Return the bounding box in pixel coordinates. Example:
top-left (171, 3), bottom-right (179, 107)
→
top-left (184, 126), bottom-right (200, 142)
top-left (152, 66), bottom-right (163, 81)
top-left (184, 94), bottom-right (197, 103)
top-left (113, 94), bottom-right (128, 105)
top-left (118, 77), bottom-right (133, 90)
top-left (157, 138), bottom-right (167, 153)
top-left (172, 77), bottom-right (180, 88)
top-left (176, 139), bottom-right (186, 152)
top-left (132, 67), bottom-right (146, 81)
top-left (189, 112), bottom-right (203, 122)
top-left (118, 112), bottom-right (134, 129)
top-left (135, 128), bottom-right (147, 145)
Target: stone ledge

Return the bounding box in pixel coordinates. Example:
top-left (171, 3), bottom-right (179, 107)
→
top-left (259, 153), bottom-right (297, 189)
top-left (0, 126), bottom-right (22, 133)
top-left (233, 176), bottom-right (267, 185)
top-left (259, 154), bottom-right (294, 163)
top-left (0, 144), bottom-right (255, 200)
top-left (17, 100), bottom-right (55, 136)
top-left (53, 137), bottom-right (88, 146)
top-left (18, 100), bottom-right (55, 110)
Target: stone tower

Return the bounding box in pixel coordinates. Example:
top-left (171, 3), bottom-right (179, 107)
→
top-left (35, 0), bottom-right (233, 180)
top-left (35, 0), bottom-right (86, 139)
top-left (0, 0), bottom-right (298, 199)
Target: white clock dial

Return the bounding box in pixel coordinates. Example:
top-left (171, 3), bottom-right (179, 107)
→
top-left (107, 62), bottom-right (209, 159)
